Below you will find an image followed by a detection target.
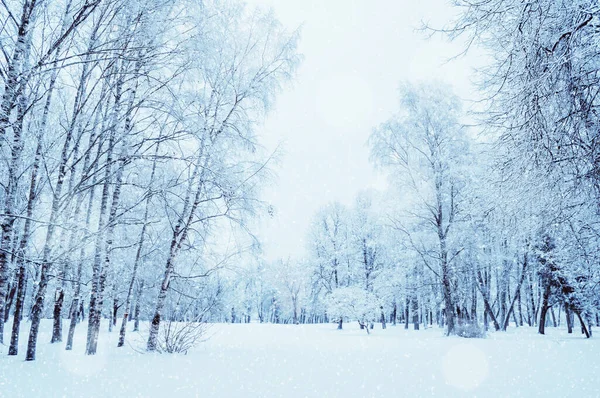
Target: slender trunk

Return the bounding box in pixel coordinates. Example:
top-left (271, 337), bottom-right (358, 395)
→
top-left (483, 305), bottom-right (488, 331)
top-left (499, 262), bottom-right (509, 328)
top-left (404, 296), bottom-right (409, 329)
top-left (118, 99), bottom-right (156, 346)
top-left (51, 123), bottom-right (86, 343)
top-left (4, 271), bottom-right (18, 322)
top-left (0, 63), bottom-right (29, 345)
top-left (86, 63), bottom-right (128, 355)
top-left (476, 269), bottom-right (500, 331)
top-left (525, 278), bottom-right (533, 327)
top-left (88, 50), bottom-right (142, 350)
top-left (66, 92), bottom-right (105, 351)
top-left (565, 303), bottom-right (573, 333)
top-left (517, 287), bottom-right (524, 326)
top-left (118, 189), bottom-right (152, 345)
top-left (412, 286), bottom-right (419, 330)
top-left (0, 0), bottom-right (36, 149)
top-left (133, 280), bottom-right (143, 332)
top-left (111, 297), bottom-right (119, 328)
top-left (292, 296), bottom-right (298, 325)
top-left (8, 263), bottom-right (27, 355)
top-left (147, 254), bottom-right (175, 351)
top-left (575, 311), bottom-right (590, 338)
top-left (440, 245), bottom-right (454, 335)
top-left (359, 320), bottom-right (370, 335)
top-left (85, 122), bottom-right (116, 355)
top-left (471, 272), bottom-right (477, 322)
top-left (533, 276), bottom-right (541, 326)
top-left (502, 254), bottom-right (528, 331)
top-left (93, 136), bottom-right (127, 342)
top-left (147, 146), bottom-right (209, 351)
top-left (26, 128), bottom-right (72, 360)
top-left (538, 282), bottom-right (551, 335)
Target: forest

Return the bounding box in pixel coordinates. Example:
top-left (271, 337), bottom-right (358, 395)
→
top-left (0, 0), bottom-right (598, 393)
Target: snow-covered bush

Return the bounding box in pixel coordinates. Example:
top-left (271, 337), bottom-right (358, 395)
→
top-left (455, 323), bottom-right (485, 339)
top-left (326, 287), bottom-right (381, 334)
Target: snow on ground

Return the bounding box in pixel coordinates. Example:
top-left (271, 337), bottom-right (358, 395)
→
top-left (0, 320), bottom-right (598, 397)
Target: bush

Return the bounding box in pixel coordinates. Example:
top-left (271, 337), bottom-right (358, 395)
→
top-left (455, 323), bottom-right (486, 338)
top-left (157, 320), bottom-right (211, 354)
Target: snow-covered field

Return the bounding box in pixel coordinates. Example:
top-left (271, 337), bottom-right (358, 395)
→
top-left (0, 320), bottom-right (598, 397)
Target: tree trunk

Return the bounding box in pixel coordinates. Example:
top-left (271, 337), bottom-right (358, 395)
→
top-left (525, 278), bottom-right (533, 327)
top-left (565, 303), bottom-right (573, 333)
top-left (483, 305), bottom-right (488, 331)
top-left (441, 255), bottom-right (454, 334)
top-left (8, 264), bottom-right (27, 356)
top-left (86, 69), bottom-right (126, 354)
top-left (85, 125), bottom-right (116, 355)
top-left (404, 297), bottom-right (409, 329)
top-left (517, 288), bottom-right (524, 326)
top-left (4, 273), bottom-right (18, 322)
top-left (65, 91), bottom-right (105, 351)
top-left (575, 311), bottom-right (590, 338)
top-left (51, 290), bottom-right (65, 342)
top-left (118, 193), bottom-right (152, 346)
top-left (147, 146), bottom-right (209, 351)
top-left (0, 67), bottom-right (29, 345)
top-left (476, 270), bottom-right (500, 331)
top-left (133, 280), bottom-right (143, 332)
top-left (147, 261), bottom-right (172, 351)
top-left (471, 274), bottom-right (477, 322)
top-left (533, 276), bottom-right (541, 327)
top-left (502, 254), bottom-right (528, 331)
top-left (412, 293), bottom-right (419, 331)
top-left (550, 307), bottom-right (557, 328)
top-left (112, 297), bottom-right (119, 329)
top-left (538, 282), bottom-right (551, 335)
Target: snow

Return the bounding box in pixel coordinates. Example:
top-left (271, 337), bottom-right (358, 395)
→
top-left (1, 320), bottom-right (598, 397)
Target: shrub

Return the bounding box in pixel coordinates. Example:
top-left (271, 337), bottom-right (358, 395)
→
top-left (325, 287), bottom-right (381, 334)
top-left (455, 323), bottom-right (486, 338)
top-left (157, 320), bottom-right (211, 354)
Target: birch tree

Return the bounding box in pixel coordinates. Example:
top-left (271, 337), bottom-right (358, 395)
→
top-left (370, 82), bottom-right (468, 335)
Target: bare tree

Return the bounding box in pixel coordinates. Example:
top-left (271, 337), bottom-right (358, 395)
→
top-left (370, 82), bottom-right (468, 335)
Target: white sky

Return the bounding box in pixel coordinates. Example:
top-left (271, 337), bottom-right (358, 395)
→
top-left (246, 0), bottom-right (482, 261)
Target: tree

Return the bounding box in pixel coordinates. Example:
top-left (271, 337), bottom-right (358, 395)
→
top-left (370, 82), bottom-right (469, 335)
top-left (145, 4), bottom-right (300, 351)
top-left (326, 287), bottom-right (381, 334)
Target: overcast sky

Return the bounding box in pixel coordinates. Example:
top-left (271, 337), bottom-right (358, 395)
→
top-left (245, 0), bottom-right (482, 261)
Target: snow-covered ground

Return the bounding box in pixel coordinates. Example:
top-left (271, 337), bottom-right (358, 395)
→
top-left (0, 320), bottom-right (598, 397)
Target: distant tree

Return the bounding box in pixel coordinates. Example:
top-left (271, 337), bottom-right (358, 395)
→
top-left (326, 287), bottom-right (381, 334)
top-left (370, 82), bottom-right (468, 335)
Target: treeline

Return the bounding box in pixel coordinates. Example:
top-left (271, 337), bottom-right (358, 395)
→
top-left (227, 81), bottom-right (599, 338)
top-left (0, 0), bottom-right (299, 360)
